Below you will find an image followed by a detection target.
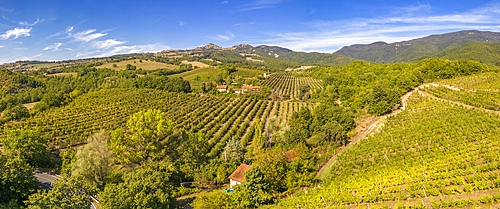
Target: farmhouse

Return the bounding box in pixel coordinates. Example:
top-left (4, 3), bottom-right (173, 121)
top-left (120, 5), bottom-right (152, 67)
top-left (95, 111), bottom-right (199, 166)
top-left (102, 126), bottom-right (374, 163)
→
top-left (242, 85), bottom-right (262, 94)
top-left (216, 85), bottom-right (228, 92)
top-left (233, 88), bottom-right (242, 94)
top-left (228, 164), bottom-right (251, 188)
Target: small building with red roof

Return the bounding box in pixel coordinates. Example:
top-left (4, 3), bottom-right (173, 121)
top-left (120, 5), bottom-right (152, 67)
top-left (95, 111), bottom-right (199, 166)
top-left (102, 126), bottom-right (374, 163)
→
top-left (217, 85), bottom-right (228, 92)
top-left (228, 164), bottom-right (251, 188)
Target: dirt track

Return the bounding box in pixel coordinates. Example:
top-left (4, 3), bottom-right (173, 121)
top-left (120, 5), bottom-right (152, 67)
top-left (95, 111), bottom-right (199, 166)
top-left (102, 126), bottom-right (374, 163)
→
top-left (317, 83), bottom-right (500, 180)
top-left (316, 86), bottom-right (419, 180)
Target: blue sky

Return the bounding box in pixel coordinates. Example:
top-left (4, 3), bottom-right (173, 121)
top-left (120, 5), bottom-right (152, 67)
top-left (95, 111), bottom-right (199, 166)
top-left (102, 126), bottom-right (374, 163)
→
top-left (0, 0), bottom-right (499, 64)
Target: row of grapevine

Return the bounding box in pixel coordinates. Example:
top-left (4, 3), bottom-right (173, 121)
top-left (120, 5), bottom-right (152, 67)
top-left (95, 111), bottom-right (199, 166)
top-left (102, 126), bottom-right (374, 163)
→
top-left (272, 92), bottom-right (500, 208)
top-left (421, 85), bottom-right (500, 111)
top-left (260, 72), bottom-right (323, 100)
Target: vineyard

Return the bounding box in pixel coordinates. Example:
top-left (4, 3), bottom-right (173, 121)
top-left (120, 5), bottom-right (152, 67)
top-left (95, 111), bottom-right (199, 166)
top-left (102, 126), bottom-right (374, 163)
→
top-left (272, 91), bottom-right (500, 208)
top-left (438, 72), bottom-right (500, 90)
top-left (0, 88), bottom-right (320, 158)
top-left (421, 84), bottom-right (500, 111)
top-left (260, 72), bottom-right (323, 100)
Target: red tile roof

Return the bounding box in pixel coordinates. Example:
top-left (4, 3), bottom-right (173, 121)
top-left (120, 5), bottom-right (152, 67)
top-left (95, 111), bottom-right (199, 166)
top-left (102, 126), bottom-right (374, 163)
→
top-left (217, 85), bottom-right (228, 89)
top-left (285, 150), bottom-right (297, 162)
top-left (243, 85), bottom-right (261, 89)
top-left (228, 164), bottom-right (251, 183)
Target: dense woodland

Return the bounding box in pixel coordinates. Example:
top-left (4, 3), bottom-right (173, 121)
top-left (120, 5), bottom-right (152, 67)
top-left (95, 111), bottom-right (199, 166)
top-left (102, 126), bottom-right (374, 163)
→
top-left (1, 36), bottom-right (500, 208)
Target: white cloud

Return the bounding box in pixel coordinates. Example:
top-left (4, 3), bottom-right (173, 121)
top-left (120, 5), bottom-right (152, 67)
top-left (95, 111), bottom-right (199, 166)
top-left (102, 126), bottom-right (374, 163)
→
top-left (64, 48), bottom-right (75, 51)
top-left (92, 39), bottom-right (125, 49)
top-left (43, 42), bottom-right (62, 51)
top-left (96, 44), bottom-right (169, 57)
top-left (179, 21), bottom-right (187, 26)
top-left (208, 32), bottom-right (235, 42)
top-left (19, 18), bottom-right (43, 26)
top-left (73, 29), bottom-right (107, 42)
top-left (238, 0), bottom-right (284, 11)
top-left (47, 26), bottom-right (74, 39)
top-left (262, 2), bottom-right (500, 52)
top-left (0, 28), bottom-right (31, 40)
top-left (221, 1), bottom-right (229, 4)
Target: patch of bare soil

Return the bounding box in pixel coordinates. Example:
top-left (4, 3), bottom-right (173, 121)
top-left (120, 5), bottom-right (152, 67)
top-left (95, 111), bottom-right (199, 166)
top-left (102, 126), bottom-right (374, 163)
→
top-left (181, 60), bottom-right (210, 68)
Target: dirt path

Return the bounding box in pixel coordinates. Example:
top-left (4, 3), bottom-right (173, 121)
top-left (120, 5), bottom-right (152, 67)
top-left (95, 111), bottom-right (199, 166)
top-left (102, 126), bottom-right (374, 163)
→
top-left (316, 86), bottom-right (419, 180)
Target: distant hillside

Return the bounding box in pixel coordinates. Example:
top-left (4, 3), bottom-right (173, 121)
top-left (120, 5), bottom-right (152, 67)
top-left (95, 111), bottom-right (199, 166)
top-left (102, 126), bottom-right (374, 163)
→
top-left (335, 30), bottom-right (500, 63)
top-left (0, 69), bottom-right (42, 95)
top-left (422, 42), bottom-right (500, 67)
top-left (180, 43), bottom-right (359, 67)
top-left (249, 45), bottom-right (358, 66)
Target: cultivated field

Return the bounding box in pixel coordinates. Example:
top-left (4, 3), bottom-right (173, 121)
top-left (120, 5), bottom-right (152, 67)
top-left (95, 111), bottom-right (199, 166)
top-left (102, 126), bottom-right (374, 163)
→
top-left (97, 60), bottom-right (179, 71)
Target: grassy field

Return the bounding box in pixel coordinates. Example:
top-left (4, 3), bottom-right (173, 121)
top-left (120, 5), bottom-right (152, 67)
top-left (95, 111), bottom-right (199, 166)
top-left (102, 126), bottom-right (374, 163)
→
top-left (97, 60), bottom-right (179, 71)
top-left (47, 72), bottom-right (77, 76)
top-left (30, 63), bottom-right (60, 69)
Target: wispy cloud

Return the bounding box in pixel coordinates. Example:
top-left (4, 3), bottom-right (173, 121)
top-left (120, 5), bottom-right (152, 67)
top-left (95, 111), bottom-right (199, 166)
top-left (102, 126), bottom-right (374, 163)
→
top-left (238, 0), bottom-right (285, 11)
top-left (263, 2), bottom-right (500, 52)
top-left (43, 42), bottom-right (62, 51)
top-left (64, 48), bottom-right (75, 51)
top-left (0, 28), bottom-right (31, 40)
top-left (96, 44), bottom-right (170, 57)
top-left (19, 18), bottom-right (44, 26)
top-left (47, 26), bottom-right (74, 39)
top-left (73, 29), bottom-right (107, 42)
top-left (92, 39), bottom-right (125, 49)
top-left (221, 1), bottom-right (229, 4)
top-left (208, 31), bottom-right (235, 42)
top-left (179, 21), bottom-right (187, 26)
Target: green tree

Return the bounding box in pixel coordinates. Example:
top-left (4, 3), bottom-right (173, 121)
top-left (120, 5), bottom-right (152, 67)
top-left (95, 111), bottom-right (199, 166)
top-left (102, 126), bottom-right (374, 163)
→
top-left (223, 138), bottom-right (244, 162)
top-left (109, 109), bottom-right (174, 165)
top-left (72, 130), bottom-right (114, 188)
top-left (2, 104), bottom-right (29, 121)
top-left (239, 166), bottom-right (273, 207)
top-left (0, 156), bottom-right (38, 207)
top-left (2, 130), bottom-right (50, 169)
top-left (100, 165), bottom-right (175, 209)
top-left (27, 177), bottom-right (92, 209)
top-left (191, 190), bottom-right (237, 209)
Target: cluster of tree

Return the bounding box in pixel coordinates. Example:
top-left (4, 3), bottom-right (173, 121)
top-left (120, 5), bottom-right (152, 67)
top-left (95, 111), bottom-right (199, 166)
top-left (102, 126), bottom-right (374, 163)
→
top-left (281, 105), bottom-right (355, 147)
top-left (131, 76), bottom-right (191, 93)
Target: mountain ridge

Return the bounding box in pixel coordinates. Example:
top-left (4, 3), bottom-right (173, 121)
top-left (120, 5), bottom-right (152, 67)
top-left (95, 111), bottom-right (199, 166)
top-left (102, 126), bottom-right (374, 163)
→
top-left (334, 30), bottom-right (500, 63)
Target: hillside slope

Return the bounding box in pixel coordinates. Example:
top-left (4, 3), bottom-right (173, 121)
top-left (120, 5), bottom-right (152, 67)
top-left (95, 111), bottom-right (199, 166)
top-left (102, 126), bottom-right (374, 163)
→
top-left (335, 30), bottom-right (500, 63)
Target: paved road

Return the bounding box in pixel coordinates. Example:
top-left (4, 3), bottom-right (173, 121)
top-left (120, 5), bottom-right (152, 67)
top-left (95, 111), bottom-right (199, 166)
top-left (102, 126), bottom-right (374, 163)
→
top-left (34, 171), bottom-right (97, 209)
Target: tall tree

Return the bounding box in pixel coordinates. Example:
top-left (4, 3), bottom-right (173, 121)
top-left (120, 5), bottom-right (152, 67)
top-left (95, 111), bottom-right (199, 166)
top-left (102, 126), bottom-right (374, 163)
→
top-left (72, 130), bottom-right (114, 187)
top-left (2, 129), bottom-right (50, 169)
top-left (27, 177), bottom-right (92, 209)
top-left (0, 156), bottom-right (38, 207)
top-left (109, 109), bottom-right (175, 165)
top-left (239, 166), bottom-right (273, 207)
top-left (100, 165), bottom-right (175, 209)
top-left (223, 138), bottom-right (244, 162)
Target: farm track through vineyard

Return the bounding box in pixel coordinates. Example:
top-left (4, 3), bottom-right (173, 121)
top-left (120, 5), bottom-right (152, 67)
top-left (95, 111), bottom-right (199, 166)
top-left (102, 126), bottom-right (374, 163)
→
top-left (273, 81), bottom-right (500, 208)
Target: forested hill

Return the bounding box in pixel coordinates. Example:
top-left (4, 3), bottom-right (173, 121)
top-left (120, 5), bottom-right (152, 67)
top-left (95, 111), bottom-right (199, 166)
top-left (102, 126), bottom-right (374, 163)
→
top-left (334, 30), bottom-right (500, 64)
top-left (186, 43), bottom-right (359, 67)
top-left (425, 42), bottom-right (500, 67)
